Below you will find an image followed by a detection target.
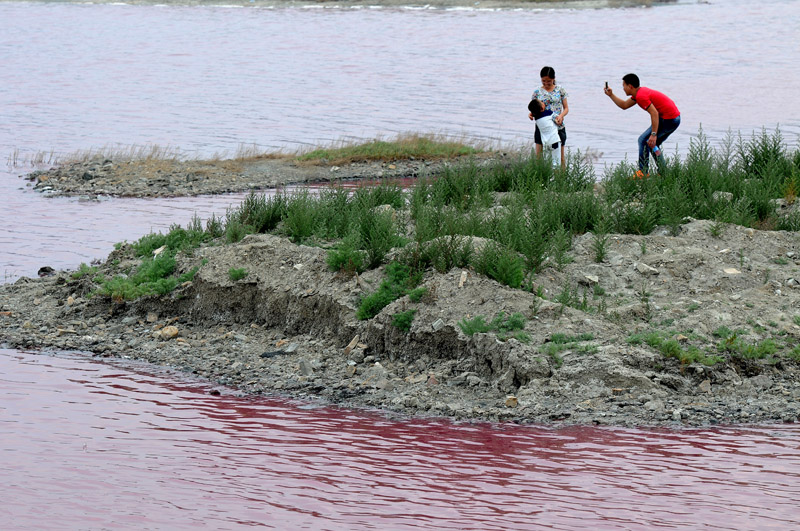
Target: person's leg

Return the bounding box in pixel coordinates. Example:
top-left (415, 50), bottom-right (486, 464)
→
top-left (638, 127), bottom-right (652, 172)
top-left (534, 126), bottom-right (543, 158)
top-left (558, 128), bottom-right (567, 169)
top-left (653, 116), bottom-right (681, 174)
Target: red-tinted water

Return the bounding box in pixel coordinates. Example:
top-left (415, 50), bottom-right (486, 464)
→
top-left (2, 349), bottom-right (799, 529)
top-left (2, 3), bottom-right (800, 527)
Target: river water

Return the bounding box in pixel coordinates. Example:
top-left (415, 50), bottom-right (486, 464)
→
top-left (2, 1), bottom-right (800, 528)
top-left (3, 348), bottom-right (800, 529)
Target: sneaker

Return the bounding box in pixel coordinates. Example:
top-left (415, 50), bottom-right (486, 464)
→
top-left (631, 170), bottom-right (649, 180)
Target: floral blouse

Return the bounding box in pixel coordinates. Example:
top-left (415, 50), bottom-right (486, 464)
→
top-left (531, 85), bottom-right (568, 128)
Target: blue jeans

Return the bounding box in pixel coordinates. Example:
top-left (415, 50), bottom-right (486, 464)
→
top-left (638, 115), bottom-right (681, 172)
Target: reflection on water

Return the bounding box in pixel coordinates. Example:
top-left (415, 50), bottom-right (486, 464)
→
top-left (2, 349), bottom-right (799, 530)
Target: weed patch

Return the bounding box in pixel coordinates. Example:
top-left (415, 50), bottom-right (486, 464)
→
top-left (356, 262), bottom-right (422, 320)
top-left (229, 268), bottom-right (248, 281)
top-left (458, 312), bottom-right (530, 343)
top-left (392, 309), bottom-right (417, 332)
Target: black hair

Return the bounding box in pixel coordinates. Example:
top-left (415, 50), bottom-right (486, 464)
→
top-left (540, 66), bottom-right (556, 79)
top-left (622, 73), bottom-right (640, 88)
top-left (528, 99), bottom-right (544, 119)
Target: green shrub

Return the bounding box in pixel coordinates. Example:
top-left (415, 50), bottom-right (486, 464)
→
top-left (231, 192), bottom-right (286, 233)
top-left (551, 333), bottom-right (595, 344)
top-left (473, 242), bottom-right (525, 289)
top-left (326, 233), bottom-right (367, 274)
top-left (458, 312), bottom-right (529, 343)
top-left (229, 268), bottom-right (248, 281)
top-left (71, 263), bottom-right (98, 280)
top-left (316, 186), bottom-right (353, 239)
top-left (392, 309), bottom-right (417, 332)
top-left (542, 343), bottom-right (565, 368)
top-left (357, 208), bottom-right (400, 269)
top-left (408, 287), bottom-right (428, 302)
top-left (224, 219), bottom-right (252, 244)
top-left (356, 262), bottom-right (421, 320)
top-left (458, 315), bottom-right (492, 336)
top-left (284, 190), bottom-right (318, 243)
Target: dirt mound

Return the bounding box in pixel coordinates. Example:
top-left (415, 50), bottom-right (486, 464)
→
top-left (3, 220), bottom-right (800, 427)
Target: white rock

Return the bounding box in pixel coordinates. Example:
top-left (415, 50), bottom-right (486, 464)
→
top-left (636, 262), bottom-right (659, 275)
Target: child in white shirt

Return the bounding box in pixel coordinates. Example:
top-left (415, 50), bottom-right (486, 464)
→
top-left (528, 99), bottom-right (560, 164)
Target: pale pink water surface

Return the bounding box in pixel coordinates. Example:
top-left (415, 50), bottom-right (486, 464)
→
top-left (2, 349), bottom-right (799, 530)
top-left (2, 0), bottom-right (799, 281)
top-left (2, 2), bottom-right (800, 528)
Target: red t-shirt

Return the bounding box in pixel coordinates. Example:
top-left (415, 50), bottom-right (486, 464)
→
top-left (633, 87), bottom-right (680, 119)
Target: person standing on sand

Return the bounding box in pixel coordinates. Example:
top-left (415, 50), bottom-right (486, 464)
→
top-left (528, 66), bottom-right (569, 169)
top-left (604, 73), bottom-right (681, 176)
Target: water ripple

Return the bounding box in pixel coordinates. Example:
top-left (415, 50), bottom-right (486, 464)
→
top-left (2, 349), bottom-right (799, 529)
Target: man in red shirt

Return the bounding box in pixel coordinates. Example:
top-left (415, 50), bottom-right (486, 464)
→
top-left (604, 73), bottom-right (681, 175)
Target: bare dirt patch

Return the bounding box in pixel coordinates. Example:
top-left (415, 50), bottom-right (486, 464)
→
top-left (25, 154), bottom-right (499, 198)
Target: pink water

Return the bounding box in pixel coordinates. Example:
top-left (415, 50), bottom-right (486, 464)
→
top-left (2, 2), bottom-right (800, 527)
top-left (2, 348), bottom-right (799, 529)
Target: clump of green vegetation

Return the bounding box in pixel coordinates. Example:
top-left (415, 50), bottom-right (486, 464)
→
top-left (356, 262), bottom-right (422, 320)
top-left (94, 221), bottom-right (211, 301)
top-left (392, 309), bottom-right (418, 332)
top-left (551, 332), bottom-right (595, 344)
top-left (326, 234), bottom-right (367, 275)
top-left (88, 127), bottom-right (800, 311)
top-left (408, 287), bottom-right (428, 302)
top-left (540, 333), bottom-right (597, 368)
top-left (295, 134), bottom-right (485, 165)
top-left (71, 263), bottom-right (98, 280)
top-left (229, 268), bottom-right (248, 281)
top-left (473, 242), bottom-right (525, 289)
top-left (458, 312), bottom-right (530, 343)
top-left (542, 344), bottom-right (565, 368)
top-left (628, 330), bottom-right (723, 366)
top-left (716, 329), bottom-right (779, 360)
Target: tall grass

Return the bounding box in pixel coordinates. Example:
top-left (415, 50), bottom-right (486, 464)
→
top-left (295, 133), bottom-right (488, 164)
top-left (93, 128), bottom-right (798, 308)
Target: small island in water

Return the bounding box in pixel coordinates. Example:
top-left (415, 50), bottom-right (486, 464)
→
top-left (3, 130), bottom-right (800, 427)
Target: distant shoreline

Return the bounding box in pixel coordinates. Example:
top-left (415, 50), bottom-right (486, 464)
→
top-left (0, 0), bottom-right (682, 11)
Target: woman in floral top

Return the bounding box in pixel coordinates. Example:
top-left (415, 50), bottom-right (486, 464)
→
top-left (528, 66), bottom-right (569, 168)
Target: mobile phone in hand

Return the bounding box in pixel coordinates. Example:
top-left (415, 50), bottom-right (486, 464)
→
top-left (605, 81), bottom-right (608, 89)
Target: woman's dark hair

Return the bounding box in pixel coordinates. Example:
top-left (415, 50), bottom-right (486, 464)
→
top-left (528, 99), bottom-right (544, 118)
top-left (540, 66), bottom-right (556, 79)
top-left (622, 73), bottom-right (640, 88)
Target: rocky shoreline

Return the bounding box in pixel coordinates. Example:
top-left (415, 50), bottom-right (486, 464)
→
top-left (4, 156), bottom-right (800, 427)
top-left (25, 156), bottom-right (477, 198)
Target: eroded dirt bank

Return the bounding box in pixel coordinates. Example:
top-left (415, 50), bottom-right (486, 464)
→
top-left (3, 219), bottom-right (800, 427)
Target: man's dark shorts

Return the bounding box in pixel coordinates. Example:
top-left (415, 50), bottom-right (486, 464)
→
top-left (534, 126), bottom-right (567, 146)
